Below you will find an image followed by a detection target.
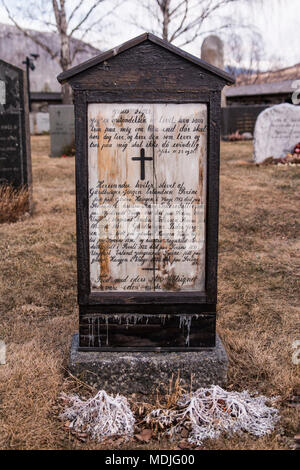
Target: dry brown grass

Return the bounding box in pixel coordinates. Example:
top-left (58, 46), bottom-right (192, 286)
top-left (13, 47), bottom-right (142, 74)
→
top-left (0, 136), bottom-right (299, 450)
top-left (0, 184), bottom-right (30, 224)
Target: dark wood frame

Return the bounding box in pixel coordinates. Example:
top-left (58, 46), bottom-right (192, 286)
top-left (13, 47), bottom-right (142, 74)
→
top-left (58, 33), bottom-right (234, 351)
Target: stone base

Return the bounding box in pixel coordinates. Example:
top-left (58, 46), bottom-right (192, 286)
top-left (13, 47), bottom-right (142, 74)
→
top-left (69, 333), bottom-right (228, 394)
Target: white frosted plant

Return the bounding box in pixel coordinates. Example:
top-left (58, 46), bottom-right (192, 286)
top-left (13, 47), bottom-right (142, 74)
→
top-left (145, 385), bottom-right (279, 446)
top-left (60, 390), bottom-right (135, 442)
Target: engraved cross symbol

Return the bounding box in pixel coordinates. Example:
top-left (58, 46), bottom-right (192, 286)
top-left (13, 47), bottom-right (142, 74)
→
top-left (131, 148), bottom-right (153, 180)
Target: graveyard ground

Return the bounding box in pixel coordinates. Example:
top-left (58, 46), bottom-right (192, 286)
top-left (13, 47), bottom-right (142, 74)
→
top-left (0, 136), bottom-right (299, 450)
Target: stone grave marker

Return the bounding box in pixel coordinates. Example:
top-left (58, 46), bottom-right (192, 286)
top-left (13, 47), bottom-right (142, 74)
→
top-left (201, 35), bottom-right (224, 70)
top-left (58, 33), bottom-right (235, 393)
top-left (201, 35), bottom-right (226, 107)
top-left (30, 112), bottom-right (50, 135)
top-left (254, 103), bottom-right (300, 163)
top-left (49, 105), bottom-right (75, 157)
top-left (0, 59), bottom-right (32, 190)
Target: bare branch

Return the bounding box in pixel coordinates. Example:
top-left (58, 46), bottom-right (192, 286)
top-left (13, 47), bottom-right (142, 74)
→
top-left (132, 0), bottom-right (253, 47)
top-left (69, 0), bottom-right (105, 37)
top-left (68, 0), bottom-right (84, 24)
top-left (52, 0), bottom-right (61, 30)
top-left (169, 0), bottom-right (189, 43)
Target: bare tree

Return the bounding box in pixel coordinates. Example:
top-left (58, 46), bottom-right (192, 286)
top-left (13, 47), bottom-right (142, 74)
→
top-left (132, 0), bottom-right (288, 50)
top-left (225, 31), bottom-right (264, 83)
top-left (132, 0), bottom-right (255, 46)
top-left (2, 0), bottom-right (118, 103)
top-left (226, 30), bottom-right (288, 85)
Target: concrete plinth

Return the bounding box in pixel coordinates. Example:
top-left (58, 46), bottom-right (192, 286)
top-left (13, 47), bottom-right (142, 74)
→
top-left (69, 334), bottom-right (228, 394)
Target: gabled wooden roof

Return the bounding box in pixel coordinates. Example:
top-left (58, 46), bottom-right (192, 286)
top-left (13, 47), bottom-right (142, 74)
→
top-left (57, 32), bottom-right (235, 85)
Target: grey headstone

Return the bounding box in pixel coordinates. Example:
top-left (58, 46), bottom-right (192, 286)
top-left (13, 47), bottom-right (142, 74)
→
top-left (201, 35), bottom-right (224, 71)
top-left (49, 105), bottom-right (75, 157)
top-left (254, 103), bottom-right (300, 163)
top-left (69, 333), bottom-right (228, 394)
top-left (0, 59), bottom-right (32, 189)
top-left (201, 35), bottom-right (226, 106)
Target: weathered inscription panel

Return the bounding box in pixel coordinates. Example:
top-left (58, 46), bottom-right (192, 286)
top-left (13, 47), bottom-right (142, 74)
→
top-left (0, 60), bottom-right (31, 189)
top-left (88, 103), bottom-right (207, 292)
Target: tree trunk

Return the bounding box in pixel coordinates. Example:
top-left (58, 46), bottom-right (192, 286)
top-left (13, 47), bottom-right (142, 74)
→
top-left (53, 0), bottom-right (73, 104)
top-left (161, 0), bottom-right (170, 41)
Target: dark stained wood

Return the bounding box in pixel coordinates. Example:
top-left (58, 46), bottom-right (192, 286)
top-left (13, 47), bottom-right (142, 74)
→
top-left (66, 43), bottom-right (227, 95)
top-left (80, 304), bottom-right (215, 316)
top-left (79, 313), bottom-right (216, 350)
top-left (58, 33), bottom-right (234, 85)
top-left (85, 91), bottom-right (211, 103)
top-left (74, 90), bottom-right (89, 304)
top-left (60, 33), bottom-right (235, 351)
top-left (206, 90), bottom-right (221, 303)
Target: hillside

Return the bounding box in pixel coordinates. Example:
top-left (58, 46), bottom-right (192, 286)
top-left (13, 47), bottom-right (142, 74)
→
top-left (0, 23), bottom-right (99, 93)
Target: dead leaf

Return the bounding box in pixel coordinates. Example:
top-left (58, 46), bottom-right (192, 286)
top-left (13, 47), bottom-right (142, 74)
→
top-left (135, 428), bottom-right (152, 442)
top-left (181, 428), bottom-right (189, 438)
top-left (179, 439), bottom-right (193, 449)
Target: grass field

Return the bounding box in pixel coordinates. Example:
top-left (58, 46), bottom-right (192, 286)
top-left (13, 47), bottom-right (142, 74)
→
top-left (0, 136), bottom-right (299, 450)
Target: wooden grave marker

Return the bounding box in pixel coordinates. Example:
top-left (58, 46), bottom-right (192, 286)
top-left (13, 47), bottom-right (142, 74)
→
top-left (58, 33), bottom-right (235, 351)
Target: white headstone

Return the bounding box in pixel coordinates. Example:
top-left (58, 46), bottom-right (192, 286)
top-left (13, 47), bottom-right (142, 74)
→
top-left (254, 103), bottom-right (300, 163)
top-left (30, 112), bottom-right (50, 135)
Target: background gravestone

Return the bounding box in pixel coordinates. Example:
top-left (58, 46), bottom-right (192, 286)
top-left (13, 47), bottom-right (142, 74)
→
top-left (201, 35), bottom-right (226, 107)
top-left (0, 59), bottom-right (32, 189)
top-left (30, 112), bottom-right (50, 135)
top-left (254, 103), bottom-right (300, 163)
top-left (201, 35), bottom-right (224, 70)
top-left (49, 105), bottom-right (75, 157)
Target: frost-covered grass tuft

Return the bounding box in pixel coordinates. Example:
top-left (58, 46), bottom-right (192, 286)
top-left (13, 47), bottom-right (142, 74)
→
top-left (145, 385), bottom-right (280, 446)
top-left (60, 390), bottom-right (135, 442)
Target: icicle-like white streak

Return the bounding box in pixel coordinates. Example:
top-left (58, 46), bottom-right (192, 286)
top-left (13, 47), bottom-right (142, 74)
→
top-left (105, 316), bottom-right (108, 345)
top-left (60, 390), bottom-right (135, 442)
top-left (88, 317), bottom-right (94, 347)
top-left (84, 314), bottom-right (200, 347)
top-left (178, 315), bottom-right (195, 346)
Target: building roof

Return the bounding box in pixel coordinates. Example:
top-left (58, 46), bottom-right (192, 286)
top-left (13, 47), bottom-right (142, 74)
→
top-left (225, 79), bottom-right (296, 98)
top-left (236, 63), bottom-right (300, 86)
top-left (58, 32), bottom-right (235, 85)
top-left (31, 92), bottom-right (62, 101)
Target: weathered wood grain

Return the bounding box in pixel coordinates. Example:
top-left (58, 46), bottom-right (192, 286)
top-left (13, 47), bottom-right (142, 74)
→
top-left (153, 103), bottom-right (207, 291)
top-left (88, 103), bottom-right (207, 293)
top-left (88, 103), bottom-right (155, 291)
